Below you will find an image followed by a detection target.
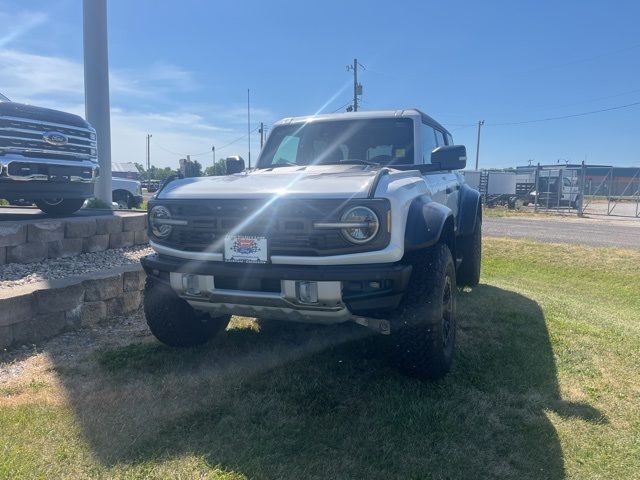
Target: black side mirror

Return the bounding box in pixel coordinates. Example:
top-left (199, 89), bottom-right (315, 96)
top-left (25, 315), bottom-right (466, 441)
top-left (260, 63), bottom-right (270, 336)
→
top-left (225, 156), bottom-right (246, 174)
top-left (431, 145), bottom-right (467, 170)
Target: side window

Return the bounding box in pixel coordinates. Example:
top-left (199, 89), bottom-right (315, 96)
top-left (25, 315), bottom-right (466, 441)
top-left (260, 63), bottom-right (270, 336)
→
top-left (272, 135), bottom-right (299, 164)
top-left (434, 129), bottom-right (445, 146)
top-left (421, 124), bottom-right (437, 163)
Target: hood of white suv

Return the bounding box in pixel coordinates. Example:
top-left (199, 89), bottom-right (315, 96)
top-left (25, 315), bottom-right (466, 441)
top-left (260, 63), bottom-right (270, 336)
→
top-left (158, 164), bottom-right (380, 199)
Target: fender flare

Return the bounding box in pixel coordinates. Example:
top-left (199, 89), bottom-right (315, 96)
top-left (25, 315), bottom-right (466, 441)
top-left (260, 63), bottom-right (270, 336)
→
top-left (457, 184), bottom-right (482, 237)
top-left (404, 195), bottom-right (454, 251)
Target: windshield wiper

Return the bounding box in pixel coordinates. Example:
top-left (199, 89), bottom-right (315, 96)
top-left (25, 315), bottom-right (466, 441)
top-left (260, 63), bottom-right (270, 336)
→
top-left (322, 159), bottom-right (380, 167)
top-left (268, 162), bottom-right (299, 169)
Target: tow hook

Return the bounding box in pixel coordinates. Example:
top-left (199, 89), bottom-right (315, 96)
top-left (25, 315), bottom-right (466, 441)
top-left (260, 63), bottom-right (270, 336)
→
top-left (353, 317), bottom-right (391, 335)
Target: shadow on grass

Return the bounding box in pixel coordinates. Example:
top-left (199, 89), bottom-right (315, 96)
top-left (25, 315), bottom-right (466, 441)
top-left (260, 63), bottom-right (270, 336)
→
top-left (52, 285), bottom-right (606, 479)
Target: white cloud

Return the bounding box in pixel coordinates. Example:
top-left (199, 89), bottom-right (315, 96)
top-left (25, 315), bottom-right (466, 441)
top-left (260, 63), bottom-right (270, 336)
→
top-left (114, 62), bottom-right (198, 94)
top-left (0, 49), bottom-right (196, 101)
top-left (0, 6), bottom-right (273, 168)
top-left (0, 10), bottom-right (47, 48)
top-left (108, 108), bottom-right (265, 168)
top-left (0, 51), bottom-right (272, 168)
top-left (0, 50), bottom-right (84, 99)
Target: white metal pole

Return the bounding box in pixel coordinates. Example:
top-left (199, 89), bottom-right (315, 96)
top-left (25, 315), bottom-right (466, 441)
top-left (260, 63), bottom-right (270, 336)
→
top-left (83, 0), bottom-right (112, 206)
top-left (247, 89), bottom-right (251, 168)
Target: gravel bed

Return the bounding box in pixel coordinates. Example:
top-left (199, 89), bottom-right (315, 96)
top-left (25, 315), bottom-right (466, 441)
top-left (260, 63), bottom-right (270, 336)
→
top-left (0, 246), bottom-right (153, 289)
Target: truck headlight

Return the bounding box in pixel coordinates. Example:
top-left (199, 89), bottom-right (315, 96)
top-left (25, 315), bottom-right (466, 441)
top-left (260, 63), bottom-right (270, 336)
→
top-left (340, 206), bottom-right (379, 244)
top-left (149, 205), bottom-right (173, 239)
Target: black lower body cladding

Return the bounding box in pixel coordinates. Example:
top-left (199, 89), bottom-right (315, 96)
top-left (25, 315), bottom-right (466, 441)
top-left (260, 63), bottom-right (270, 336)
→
top-left (140, 253), bottom-right (412, 315)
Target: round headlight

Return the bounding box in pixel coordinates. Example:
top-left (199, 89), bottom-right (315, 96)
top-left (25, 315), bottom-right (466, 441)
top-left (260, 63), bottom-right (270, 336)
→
top-left (150, 205), bottom-right (172, 239)
top-left (341, 206), bottom-right (379, 244)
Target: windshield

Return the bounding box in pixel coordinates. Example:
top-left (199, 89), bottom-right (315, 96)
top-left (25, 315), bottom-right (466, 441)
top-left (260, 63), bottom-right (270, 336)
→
top-left (0, 92), bottom-right (9, 102)
top-left (257, 118), bottom-right (414, 168)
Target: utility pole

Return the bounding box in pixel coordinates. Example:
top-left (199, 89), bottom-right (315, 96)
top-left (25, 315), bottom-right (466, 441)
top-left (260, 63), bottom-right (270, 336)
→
top-left (211, 145), bottom-right (215, 168)
top-left (474, 120), bottom-right (485, 170)
top-left (247, 88), bottom-right (251, 168)
top-left (352, 58), bottom-right (359, 112)
top-left (346, 58), bottom-right (363, 112)
top-left (146, 134), bottom-right (152, 171)
top-left (259, 122), bottom-right (264, 148)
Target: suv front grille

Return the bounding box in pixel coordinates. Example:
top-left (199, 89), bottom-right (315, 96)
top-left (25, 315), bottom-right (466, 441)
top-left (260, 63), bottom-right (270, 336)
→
top-left (153, 198), bottom-right (391, 257)
top-left (0, 116), bottom-right (96, 161)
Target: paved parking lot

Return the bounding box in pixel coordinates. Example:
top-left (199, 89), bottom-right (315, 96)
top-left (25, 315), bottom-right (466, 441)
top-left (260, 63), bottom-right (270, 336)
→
top-left (484, 215), bottom-right (640, 249)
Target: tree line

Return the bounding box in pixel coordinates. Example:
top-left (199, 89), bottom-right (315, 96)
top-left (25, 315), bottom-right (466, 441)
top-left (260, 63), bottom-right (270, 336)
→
top-left (134, 158), bottom-right (228, 180)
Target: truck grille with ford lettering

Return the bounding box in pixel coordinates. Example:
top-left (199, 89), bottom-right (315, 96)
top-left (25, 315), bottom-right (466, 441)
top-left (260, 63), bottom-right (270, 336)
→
top-left (0, 116), bottom-right (96, 161)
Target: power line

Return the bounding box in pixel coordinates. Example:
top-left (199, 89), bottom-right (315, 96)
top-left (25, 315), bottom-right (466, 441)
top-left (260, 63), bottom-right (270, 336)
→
top-left (330, 101), bottom-right (353, 113)
top-left (443, 100), bottom-right (640, 129)
top-left (153, 143), bottom-right (192, 157)
top-left (524, 42), bottom-right (640, 74)
top-left (153, 127), bottom-right (261, 159)
top-left (507, 87), bottom-right (640, 115)
top-left (214, 126), bottom-right (260, 152)
top-left (487, 101), bottom-right (640, 126)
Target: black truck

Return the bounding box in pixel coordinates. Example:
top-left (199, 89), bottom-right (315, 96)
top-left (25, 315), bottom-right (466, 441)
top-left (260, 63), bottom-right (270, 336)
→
top-left (0, 93), bottom-right (98, 215)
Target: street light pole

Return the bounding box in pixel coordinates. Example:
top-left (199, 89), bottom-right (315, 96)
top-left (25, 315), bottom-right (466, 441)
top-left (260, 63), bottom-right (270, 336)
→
top-left (475, 120), bottom-right (485, 170)
top-left (247, 88), bottom-right (251, 168)
top-left (259, 122), bottom-right (264, 149)
top-left (146, 134), bottom-right (152, 171)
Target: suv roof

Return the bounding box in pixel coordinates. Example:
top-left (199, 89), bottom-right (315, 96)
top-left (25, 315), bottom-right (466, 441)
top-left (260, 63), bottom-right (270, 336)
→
top-left (274, 109), bottom-right (450, 135)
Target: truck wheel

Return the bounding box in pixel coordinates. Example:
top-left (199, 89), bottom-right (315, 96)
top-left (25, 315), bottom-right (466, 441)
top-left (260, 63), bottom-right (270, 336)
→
top-left (390, 243), bottom-right (457, 380)
top-left (143, 278), bottom-right (230, 347)
top-left (35, 198), bottom-right (85, 216)
top-left (571, 194), bottom-right (581, 209)
top-left (113, 190), bottom-right (132, 209)
top-left (457, 216), bottom-right (481, 287)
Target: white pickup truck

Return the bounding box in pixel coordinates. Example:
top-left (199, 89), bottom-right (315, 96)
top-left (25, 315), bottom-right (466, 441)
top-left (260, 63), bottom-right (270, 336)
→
top-left (141, 109), bottom-right (482, 379)
top-left (111, 177), bottom-right (143, 209)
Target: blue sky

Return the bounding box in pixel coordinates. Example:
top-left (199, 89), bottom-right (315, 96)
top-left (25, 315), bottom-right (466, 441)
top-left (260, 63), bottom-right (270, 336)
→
top-left (1, 0), bottom-right (639, 169)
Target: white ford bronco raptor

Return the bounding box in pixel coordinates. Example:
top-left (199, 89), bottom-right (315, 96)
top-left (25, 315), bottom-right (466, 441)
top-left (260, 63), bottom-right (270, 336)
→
top-left (141, 109), bottom-right (482, 379)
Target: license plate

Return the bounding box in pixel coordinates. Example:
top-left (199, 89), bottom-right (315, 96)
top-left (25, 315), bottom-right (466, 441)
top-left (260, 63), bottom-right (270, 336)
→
top-left (224, 235), bottom-right (268, 263)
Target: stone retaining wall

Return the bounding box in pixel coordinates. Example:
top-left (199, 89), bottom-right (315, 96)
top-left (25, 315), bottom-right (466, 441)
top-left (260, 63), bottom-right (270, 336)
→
top-left (0, 212), bottom-right (148, 265)
top-left (0, 264), bottom-right (146, 350)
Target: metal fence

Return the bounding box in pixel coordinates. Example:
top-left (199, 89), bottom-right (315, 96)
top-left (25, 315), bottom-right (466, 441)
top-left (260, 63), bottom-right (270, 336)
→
top-left (527, 163), bottom-right (640, 218)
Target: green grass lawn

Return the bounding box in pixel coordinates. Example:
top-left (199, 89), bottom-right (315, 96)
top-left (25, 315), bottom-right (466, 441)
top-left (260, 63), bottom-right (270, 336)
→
top-left (481, 207), bottom-right (575, 218)
top-left (1, 238), bottom-right (639, 479)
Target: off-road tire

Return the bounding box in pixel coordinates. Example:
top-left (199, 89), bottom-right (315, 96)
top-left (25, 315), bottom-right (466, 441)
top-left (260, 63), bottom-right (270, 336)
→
top-left (457, 216), bottom-right (481, 287)
top-left (390, 243), bottom-right (457, 380)
top-left (35, 198), bottom-right (85, 216)
top-left (143, 277), bottom-right (230, 347)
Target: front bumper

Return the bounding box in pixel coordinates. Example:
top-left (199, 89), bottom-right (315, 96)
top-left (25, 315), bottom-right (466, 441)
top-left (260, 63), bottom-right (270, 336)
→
top-left (0, 154), bottom-right (98, 200)
top-left (141, 253), bottom-right (412, 327)
top-left (132, 194), bottom-right (144, 208)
